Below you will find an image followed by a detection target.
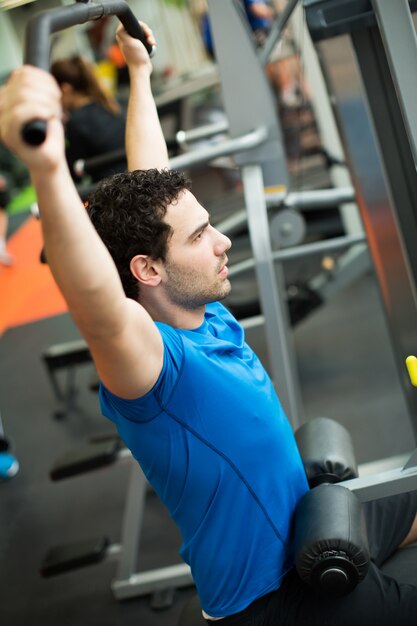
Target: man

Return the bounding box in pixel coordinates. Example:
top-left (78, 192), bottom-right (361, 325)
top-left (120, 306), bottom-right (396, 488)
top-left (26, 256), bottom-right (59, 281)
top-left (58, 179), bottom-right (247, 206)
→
top-left (1, 22), bottom-right (417, 626)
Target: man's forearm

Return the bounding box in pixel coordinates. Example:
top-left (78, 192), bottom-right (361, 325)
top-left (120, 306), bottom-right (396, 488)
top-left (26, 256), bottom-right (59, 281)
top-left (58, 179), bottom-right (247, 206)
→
top-left (126, 67), bottom-right (169, 171)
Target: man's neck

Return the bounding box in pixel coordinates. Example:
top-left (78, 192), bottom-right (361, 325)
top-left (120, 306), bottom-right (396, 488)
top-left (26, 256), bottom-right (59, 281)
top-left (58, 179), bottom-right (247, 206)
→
top-left (142, 297), bottom-right (206, 330)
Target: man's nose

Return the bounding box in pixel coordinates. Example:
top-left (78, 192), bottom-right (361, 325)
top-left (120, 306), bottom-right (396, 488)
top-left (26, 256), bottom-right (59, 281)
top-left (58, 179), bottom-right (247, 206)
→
top-left (214, 229), bottom-right (232, 255)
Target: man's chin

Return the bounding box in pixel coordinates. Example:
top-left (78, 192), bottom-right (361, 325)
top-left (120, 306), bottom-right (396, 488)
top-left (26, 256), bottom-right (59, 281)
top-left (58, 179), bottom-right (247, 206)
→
top-left (217, 279), bottom-right (232, 301)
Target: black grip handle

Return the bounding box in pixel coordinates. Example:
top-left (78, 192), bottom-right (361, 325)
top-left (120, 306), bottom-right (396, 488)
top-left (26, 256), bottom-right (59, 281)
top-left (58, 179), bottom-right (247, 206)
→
top-left (22, 121), bottom-right (48, 147)
top-left (22, 0), bottom-right (154, 146)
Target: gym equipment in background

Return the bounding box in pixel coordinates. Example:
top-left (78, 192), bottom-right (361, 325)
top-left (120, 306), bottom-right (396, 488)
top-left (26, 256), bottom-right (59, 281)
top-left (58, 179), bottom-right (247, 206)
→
top-left (304, 0), bottom-right (417, 439)
top-left (24, 0), bottom-right (417, 612)
top-left (22, 0), bottom-right (154, 147)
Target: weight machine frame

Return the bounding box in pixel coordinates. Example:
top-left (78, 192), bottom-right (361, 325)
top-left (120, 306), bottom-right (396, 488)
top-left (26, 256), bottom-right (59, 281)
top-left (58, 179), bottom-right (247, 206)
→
top-left (27, 0), bottom-right (417, 605)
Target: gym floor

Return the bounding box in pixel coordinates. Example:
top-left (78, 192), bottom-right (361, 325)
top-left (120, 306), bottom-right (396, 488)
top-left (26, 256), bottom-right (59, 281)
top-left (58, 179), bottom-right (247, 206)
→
top-left (1, 156), bottom-right (417, 625)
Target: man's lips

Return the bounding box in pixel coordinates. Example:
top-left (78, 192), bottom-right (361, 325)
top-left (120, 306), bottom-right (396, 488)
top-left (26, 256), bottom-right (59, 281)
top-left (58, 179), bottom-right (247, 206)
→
top-left (218, 257), bottom-right (229, 276)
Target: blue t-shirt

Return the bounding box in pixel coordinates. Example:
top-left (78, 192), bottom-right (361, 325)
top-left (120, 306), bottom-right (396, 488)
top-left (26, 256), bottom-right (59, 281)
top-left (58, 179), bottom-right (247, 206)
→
top-left (99, 302), bottom-right (308, 617)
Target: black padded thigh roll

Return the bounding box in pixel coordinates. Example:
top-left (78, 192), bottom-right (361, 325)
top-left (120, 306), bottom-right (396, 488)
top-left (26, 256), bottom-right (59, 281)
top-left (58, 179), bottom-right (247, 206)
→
top-left (294, 484), bottom-right (370, 596)
top-left (295, 417), bottom-right (358, 487)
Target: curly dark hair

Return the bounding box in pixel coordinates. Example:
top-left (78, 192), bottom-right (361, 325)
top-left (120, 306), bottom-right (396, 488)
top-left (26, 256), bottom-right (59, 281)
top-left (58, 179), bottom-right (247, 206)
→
top-left (87, 168), bottom-right (191, 300)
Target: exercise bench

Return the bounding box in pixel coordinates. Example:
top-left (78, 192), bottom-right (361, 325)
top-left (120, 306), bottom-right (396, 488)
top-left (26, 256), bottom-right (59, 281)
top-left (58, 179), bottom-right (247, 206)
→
top-left (41, 435), bottom-right (194, 610)
top-left (41, 338), bottom-right (94, 418)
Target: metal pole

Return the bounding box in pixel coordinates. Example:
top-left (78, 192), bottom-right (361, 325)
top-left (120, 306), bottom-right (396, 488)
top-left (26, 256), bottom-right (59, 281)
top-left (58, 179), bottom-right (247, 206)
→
top-left (241, 163), bottom-right (303, 428)
top-left (259, 0), bottom-right (301, 66)
top-left (228, 233), bottom-right (366, 278)
top-left (169, 126), bottom-right (268, 171)
top-left (371, 0), bottom-right (417, 165)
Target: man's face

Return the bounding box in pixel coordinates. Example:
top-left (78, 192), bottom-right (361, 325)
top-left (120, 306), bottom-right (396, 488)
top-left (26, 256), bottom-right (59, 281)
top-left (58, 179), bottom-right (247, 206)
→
top-left (161, 190), bottom-right (232, 310)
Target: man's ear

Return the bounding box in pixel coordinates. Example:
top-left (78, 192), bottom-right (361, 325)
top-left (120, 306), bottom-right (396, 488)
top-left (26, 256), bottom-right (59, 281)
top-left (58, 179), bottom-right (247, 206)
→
top-left (130, 254), bottom-right (162, 287)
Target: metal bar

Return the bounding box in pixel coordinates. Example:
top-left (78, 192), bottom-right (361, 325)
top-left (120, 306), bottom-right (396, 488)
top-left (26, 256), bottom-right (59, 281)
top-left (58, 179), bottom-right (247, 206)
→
top-left (346, 25), bottom-right (417, 439)
top-left (241, 163), bottom-right (303, 428)
top-left (169, 126), bottom-right (268, 171)
top-left (272, 233), bottom-right (366, 261)
top-left (25, 0), bottom-right (152, 68)
top-left (228, 233), bottom-right (366, 277)
top-left (44, 368), bottom-right (65, 404)
top-left (111, 460), bottom-right (193, 600)
top-left (341, 460), bottom-right (417, 503)
top-left (76, 126), bottom-right (267, 178)
top-left (112, 563), bottom-right (193, 599)
top-left (259, 0), bottom-right (301, 66)
top-left (23, 0), bottom-right (151, 146)
top-left (371, 0), bottom-right (417, 164)
top-left (154, 67), bottom-right (219, 109)
top-left (403, 447), bottom-right (417, 470)
top-left (280, 186), bottom-right (356, 210)
top-left (240, 314), bottom-right (265, 330)
top-left (176, 120), bottom-right (229, 146)
top-left (112, 461), bottom-right (147, 583)
top-left (74, 149), bottom-right (125, 178)
top-left (310, 244), bottom-right (370, 300)
top-left (214, 187), bottom-right (356, 237)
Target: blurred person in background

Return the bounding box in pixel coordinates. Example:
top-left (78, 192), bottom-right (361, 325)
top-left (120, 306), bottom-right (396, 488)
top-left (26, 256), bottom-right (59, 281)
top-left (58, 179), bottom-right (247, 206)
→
top-left (51, 56), bottom-right (126, 183)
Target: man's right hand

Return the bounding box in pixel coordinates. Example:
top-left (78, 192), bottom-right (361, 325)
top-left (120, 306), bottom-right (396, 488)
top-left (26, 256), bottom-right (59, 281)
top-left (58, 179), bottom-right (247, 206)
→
top-left (0, 66), bottom-right (65, 175)
top-left (116, 21), bottom-right (156, 74)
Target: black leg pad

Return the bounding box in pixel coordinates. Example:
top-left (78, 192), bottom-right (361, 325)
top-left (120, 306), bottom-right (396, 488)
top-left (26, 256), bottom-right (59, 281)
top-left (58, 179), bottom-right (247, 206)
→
top-left (294, 484), bottom-right (370, 596)
top-left (295, 417), bottom-right (358, 487)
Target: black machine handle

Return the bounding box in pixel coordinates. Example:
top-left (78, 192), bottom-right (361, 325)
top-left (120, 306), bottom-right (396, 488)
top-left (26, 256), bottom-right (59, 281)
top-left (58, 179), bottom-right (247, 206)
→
top-left (22, 0), bottom-right (154, 146)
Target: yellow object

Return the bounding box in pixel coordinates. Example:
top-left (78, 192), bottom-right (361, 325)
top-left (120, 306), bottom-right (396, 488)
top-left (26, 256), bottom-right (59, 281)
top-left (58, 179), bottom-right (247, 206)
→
top-left (406, 356), bottom-right (417, 386)
top-left (94, 60), bottom-right (117, 96)
top-left (264, 185), bottom-right (287, 194)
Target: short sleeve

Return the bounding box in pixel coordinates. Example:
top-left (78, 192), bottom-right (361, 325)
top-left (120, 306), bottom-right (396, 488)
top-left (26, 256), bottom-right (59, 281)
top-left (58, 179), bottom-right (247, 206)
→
top-left (99, 323), bottom-right (184, 423)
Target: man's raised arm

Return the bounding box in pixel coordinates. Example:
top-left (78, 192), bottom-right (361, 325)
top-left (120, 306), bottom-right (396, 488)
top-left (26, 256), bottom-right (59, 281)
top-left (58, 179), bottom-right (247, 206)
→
top-left (0, 51), bottom-right (163, 400)
top-left (117, 24), bottom-right (169, 171)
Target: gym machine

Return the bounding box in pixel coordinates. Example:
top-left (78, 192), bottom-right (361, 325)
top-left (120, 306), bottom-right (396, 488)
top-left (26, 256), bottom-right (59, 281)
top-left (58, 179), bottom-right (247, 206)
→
top-left (26, 0), bottom-right (417, 613)
top-left (304, 0), bottom-right (417, 438)
top-left (177, 409), bottom-right (417, 624)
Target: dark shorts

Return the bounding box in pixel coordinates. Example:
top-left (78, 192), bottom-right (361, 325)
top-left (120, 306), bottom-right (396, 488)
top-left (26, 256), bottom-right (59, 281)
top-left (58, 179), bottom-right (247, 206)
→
top-left (215, 492), bottom-right (417, 626)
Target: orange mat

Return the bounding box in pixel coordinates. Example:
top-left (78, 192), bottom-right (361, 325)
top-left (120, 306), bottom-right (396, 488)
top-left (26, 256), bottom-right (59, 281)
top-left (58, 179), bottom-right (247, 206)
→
top-left (0, 216), bottom-right (68, 335)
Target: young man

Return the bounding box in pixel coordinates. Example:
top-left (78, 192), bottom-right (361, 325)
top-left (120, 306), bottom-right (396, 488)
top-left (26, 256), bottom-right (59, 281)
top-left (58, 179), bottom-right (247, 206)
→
top-left (1, 22), bottom-right (417, 626)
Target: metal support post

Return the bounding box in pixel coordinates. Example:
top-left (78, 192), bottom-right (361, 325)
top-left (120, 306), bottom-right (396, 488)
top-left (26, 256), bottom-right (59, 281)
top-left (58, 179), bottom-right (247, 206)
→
top-left (111, 462), bottom-right (193, 600)
top-left (241, 164), bottom-right (303, 428)
top-left (371, 0), bottom-right (417, 165)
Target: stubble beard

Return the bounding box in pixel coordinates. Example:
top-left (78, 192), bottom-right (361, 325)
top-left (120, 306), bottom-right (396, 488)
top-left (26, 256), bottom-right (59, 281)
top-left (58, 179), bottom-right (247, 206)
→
top-left (164, 260), bottom-right (232, 311)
